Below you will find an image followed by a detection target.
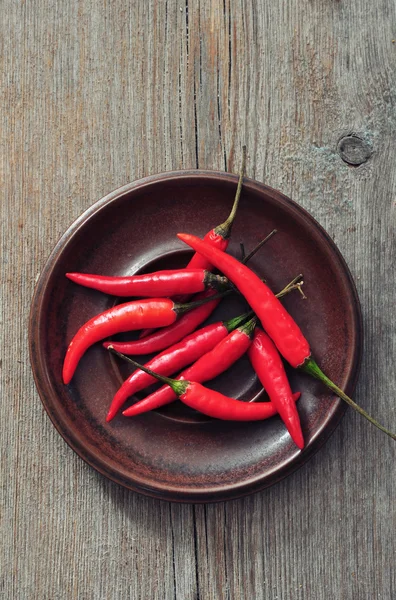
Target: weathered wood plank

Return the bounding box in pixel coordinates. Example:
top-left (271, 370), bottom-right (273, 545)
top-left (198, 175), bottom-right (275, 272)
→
top-left (1, 0), bottom-right (396, 598)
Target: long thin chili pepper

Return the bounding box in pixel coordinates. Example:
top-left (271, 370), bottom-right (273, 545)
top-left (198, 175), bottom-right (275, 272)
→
top-left (106, 311), bottom-right (252, 421)
top-left (66, 269), bottom-right (230, 297)
top-left (120, 278), bottom-right (304, 417)
top-left (124, 380), bottom-right (300, 418)
top-left (62, 293), bottom-right (227, 384)
top-left (182, 146), bottom-right (247, 272)
top-left (248, 328), bottom-right (304, 448)
top-left (178, 232), bottom-right (310, 368)
top-left (109, 349), bottom-right (301, 422)
top-left (178, 233), bottom-right (396, 441)
top-left (138, 147), bottom-right (247, 339)
top-left (122, 316), bottom-right (258, 417)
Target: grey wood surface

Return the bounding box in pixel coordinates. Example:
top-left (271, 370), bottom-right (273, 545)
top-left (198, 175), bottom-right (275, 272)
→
top-left (1, 1), bottom-right (395, 598)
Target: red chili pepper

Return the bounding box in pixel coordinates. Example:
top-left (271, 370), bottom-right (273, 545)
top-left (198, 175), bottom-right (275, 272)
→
top-left (66, 269), bottom-right (229, 297)
top-left (248, 327), bottom-right (304, 448)
top-left (109, 348), bottom-right (301, 422)
top-left (178, 235), bottom-right (396, 441)
top-left (182, 147), bottom-right (246, 271)
top-left (122, 315), bottom-right (258, 417)
top-left (179, 388), bottom-right (301, 421)
top-left (138, 147), bottom-right (247, 338)
top-left (177, 233), bottom-right (310, 368)
top-left (62, 295), bottom-right (223, 384)
top-left (102, 289), bottom-right (222, 356)
top-left (106, 311), bottom-right (252, 421)
top-left (125, 381), bottom-right (300, 418)
top-left (138, 326), bottom-right (159, 339)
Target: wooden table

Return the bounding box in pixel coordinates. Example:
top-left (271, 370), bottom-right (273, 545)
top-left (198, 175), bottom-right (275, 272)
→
top-left (2, 1), bottom-right (395, 598)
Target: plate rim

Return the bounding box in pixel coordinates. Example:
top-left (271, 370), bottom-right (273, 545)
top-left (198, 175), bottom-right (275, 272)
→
top-left (29, 170), bottom-right (363, 503)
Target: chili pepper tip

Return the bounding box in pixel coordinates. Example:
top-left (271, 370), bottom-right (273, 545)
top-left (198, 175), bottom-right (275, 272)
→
top-left (294, 431), bottom-right (304, 450)
top-left (106, 410), bottom-right (115, 422)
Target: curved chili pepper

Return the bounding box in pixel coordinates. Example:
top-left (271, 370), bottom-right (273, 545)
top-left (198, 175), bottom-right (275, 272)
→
top-left (248, 327), bottom-right (303, 448)
top-left (182, 147), bottom-right (246, 271)
top-left (177, 233), bottom-right (310, 368)
top-left (62, 294), bottom-right (223, 384)
top-left (179, 388), bottom-right (301, 421)
top-left (102, 289), bottom-right (222, 356)
top-left (178, 235), bottom-right (396, 441)
top-left (138, 147), bottom-right (247, 338)
top-left (106, 311), bottom-right (252, 421)
top-left (66, 269), bottom-right (229, 297)
top-left (122, 315), bottom-right (258, 417)
top-left (109, 349), bottom-right (301, 422)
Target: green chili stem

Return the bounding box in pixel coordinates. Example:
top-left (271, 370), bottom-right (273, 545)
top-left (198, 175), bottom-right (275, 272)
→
top-left (223, 310), bottom-right (254, 333)
top-left (108, 347), bottom-right (188, 396)
top-left (238, 316), bottom-right (258, 338)
top-left (214, 146), bottom-right (247, 239)
top-left (302, 358), bottom-right (396, 441)
top-left (175, 289), bottom-right (233, 314)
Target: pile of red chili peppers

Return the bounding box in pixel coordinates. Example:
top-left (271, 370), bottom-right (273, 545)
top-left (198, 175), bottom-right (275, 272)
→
top-left (63, 147), bottom-right (396, 448)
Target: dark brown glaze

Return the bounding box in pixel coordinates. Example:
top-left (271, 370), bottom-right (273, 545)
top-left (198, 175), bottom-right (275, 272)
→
top-left (28, 172), bottom-right (363, 503)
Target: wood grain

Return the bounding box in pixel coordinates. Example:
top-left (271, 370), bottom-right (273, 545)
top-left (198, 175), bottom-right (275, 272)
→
top-left (1, 0), bottom-right (396, 598)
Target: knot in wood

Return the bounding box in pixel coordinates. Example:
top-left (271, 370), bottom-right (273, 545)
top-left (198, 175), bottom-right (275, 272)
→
top-left (337, 135), bottom-right (372, 166)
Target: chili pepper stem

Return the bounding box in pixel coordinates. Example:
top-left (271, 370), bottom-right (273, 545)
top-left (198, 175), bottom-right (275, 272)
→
top-left (175, 289), bottom-right (232, 315)
top-left (296, 282), bottom-right (306, 299)
top-left (239, 316), bottom-right (258, 337)
top-left (223, 310), bottom-right (254, 332)
top-left (302, 358), bottom-right (396, 441)
top-left (214, 146), bottom-right (247, 239)
top-left (242, 229), bottom-right (278, 264)
top-left (108, 346), bottom-right (188, 396)
top-left (276, 274), bottom-right (304, 299)
top-left (203, 272), bottom-right (230, 292)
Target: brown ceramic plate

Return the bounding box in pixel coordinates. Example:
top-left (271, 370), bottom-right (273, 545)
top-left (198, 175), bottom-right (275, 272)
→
top-left (29, 171), bottom-right (362, 502)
